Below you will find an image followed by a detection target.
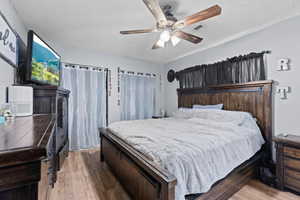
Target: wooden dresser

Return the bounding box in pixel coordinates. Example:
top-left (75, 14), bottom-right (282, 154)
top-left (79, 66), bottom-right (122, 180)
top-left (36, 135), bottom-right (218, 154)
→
top-left (275, 135), bottom-right (300, 193)
top-left (33, 86), bottom-right (70, 172)
top-left (0, 115), bottom-right (55, 200)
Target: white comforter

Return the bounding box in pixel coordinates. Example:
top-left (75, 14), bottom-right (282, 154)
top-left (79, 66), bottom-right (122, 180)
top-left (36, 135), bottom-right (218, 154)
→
top-left (108, 110), bottom-right (265, 200)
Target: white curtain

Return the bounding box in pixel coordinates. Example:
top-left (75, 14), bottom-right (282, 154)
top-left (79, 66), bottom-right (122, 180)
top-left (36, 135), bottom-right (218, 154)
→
top-left (121, 74), bottom-right (157, 120)
top-left (62, 64), bottom-right (106, 151)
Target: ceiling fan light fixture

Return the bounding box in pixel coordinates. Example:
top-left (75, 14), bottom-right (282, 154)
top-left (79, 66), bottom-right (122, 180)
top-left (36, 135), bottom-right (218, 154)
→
top-left (120, 2), bottom-right (222, 50)
top-left (160, 30), bottom-right (171, 42)
top-left (171, 35), bottom-right (181, 46)
top-left (157, 39), bottom-right (165, 48)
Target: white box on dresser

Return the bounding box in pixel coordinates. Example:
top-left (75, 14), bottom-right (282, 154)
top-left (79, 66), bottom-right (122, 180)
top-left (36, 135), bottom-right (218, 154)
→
top-left (8, 86), bottom-right (33, 116)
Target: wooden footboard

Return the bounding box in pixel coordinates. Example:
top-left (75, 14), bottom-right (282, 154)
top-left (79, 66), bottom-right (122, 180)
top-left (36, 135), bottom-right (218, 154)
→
top-left (100, 128), bottom-right (263, 200)
top-left (100, 128), bottom-right (177, 200)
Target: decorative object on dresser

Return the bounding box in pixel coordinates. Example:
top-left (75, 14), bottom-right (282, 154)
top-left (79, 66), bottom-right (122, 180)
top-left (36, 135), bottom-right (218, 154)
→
top-left (275, 134), bottom-right (300, 194)
top-left (0, 115), bottom-right (55, 200)
top-left (100, 80), bottom-right (273, 200)
top-left (8, 86), bottom-right (33, 116)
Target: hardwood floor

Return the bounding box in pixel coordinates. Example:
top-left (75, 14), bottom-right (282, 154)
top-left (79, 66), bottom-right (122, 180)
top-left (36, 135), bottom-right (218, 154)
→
top-left (44, 150), bottom-right (300, 200)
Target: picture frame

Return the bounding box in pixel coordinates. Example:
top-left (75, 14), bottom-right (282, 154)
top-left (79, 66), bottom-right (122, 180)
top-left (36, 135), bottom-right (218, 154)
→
top-left (0, 11), bottom-right (18, 68)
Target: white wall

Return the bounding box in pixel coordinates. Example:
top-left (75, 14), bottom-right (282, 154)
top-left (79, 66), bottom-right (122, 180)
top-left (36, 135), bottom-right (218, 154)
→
top-left (0, 0), bottom-right (164, 124)
top-left (60, 48), bottom-right (165, 123)
top-left (164, 15), bottom-right (300, 136)
top-left (0, 0), bottom-right (27, 87)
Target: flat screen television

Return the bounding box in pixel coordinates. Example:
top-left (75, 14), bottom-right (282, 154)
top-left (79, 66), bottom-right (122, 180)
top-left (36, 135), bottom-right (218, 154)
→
top-left (26, 30), bottom-right (61, 86)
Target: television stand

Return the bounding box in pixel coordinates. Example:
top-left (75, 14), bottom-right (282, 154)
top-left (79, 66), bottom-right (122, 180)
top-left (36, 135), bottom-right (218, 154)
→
top-left (32, 85), bottom-right (70, 175)
top-left (32, 85), bottom-right (68, 114)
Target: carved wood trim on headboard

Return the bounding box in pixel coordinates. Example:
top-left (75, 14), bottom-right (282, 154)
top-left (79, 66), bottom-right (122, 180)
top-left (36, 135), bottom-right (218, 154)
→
top-left (177, 80), bottom-right (273, 159)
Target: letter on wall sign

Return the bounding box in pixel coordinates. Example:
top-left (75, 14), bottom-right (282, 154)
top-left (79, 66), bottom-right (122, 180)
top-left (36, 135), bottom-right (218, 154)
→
top-left (0, 12), bottom-right (17, 67)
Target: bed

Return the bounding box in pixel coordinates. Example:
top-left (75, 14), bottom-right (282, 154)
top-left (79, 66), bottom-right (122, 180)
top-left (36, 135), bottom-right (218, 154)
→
top-left (99, 80), bottom-right (273, 200)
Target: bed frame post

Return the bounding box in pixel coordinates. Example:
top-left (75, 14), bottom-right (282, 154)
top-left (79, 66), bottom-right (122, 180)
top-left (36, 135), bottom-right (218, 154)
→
top-left (262, 83), bottom-right (273, 163)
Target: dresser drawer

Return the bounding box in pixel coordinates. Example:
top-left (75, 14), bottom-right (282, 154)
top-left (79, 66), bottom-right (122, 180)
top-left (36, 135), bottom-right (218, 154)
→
top-left (285, 168), bottom-right (300, 181)
top-left (284, 157), bottom-right (300, 171)
top-left (275, 135), bottom-right (300, 193)
top-left (285, 176), bottom-right (300, 192)
top-left (284, 146), bottom-right (300, 159)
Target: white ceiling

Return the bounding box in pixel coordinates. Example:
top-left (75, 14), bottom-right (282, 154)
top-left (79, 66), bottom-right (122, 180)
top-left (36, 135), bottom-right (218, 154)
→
top-left (12, 0), bottom-right (300, 64)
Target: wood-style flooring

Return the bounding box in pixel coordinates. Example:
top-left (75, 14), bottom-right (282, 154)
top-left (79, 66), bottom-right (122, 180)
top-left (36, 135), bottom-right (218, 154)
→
top-left (42, 150), bottom-right (300, 200)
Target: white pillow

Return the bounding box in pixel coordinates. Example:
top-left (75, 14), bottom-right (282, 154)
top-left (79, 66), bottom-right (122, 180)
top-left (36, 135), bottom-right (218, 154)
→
top-left (193, 109), bottom-right (253, 125)
top-left (193, 104), bottom-right (223, 110)
top-left (173, 108), bottom-right (198, 118)
top-left (173, 109), bottom-right (253, 126)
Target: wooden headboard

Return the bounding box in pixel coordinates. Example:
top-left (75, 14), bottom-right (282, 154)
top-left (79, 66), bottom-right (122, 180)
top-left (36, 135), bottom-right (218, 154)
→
top-left (177, 80), bottom-right (273, 158)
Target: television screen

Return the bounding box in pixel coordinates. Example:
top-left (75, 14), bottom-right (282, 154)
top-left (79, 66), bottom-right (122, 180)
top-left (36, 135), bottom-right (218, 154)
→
top-left (27, 31), bottom-right (60, 86)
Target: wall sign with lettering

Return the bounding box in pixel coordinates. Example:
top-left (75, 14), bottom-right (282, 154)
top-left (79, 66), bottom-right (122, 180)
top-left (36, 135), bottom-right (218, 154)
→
top-left (0, 11), bottom-right (18, 68)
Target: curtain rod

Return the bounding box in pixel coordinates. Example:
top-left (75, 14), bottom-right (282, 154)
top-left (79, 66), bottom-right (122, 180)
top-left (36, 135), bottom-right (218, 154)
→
top-left (118, 67), bottom-right (157, 77)
top-left (63, 62), bottom-right (108, 71)
top-left (177, 51), bottom-right (271, 73)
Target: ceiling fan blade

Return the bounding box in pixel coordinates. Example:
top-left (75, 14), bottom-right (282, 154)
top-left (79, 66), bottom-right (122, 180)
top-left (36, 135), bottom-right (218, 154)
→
top-left (174, 5), bottom-right (221, 29)
top-left (152, 39), bottom-right (165, 49)
top-left (120, 29), bottom-right (156, 35)
top-left (173, 31), bottom-right (203, 44)
top-left (143, 0), bottom-right (168, 26)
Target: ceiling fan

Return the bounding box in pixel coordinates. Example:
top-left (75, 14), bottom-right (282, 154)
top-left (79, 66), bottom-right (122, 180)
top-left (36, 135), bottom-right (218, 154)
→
top-left (120, 0), bottom-right (222, 49)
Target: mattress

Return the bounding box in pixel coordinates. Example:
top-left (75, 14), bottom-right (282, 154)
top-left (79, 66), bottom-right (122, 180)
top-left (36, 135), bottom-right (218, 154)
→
top-left (108, 110), bottom-right (265, 200)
